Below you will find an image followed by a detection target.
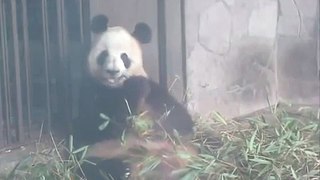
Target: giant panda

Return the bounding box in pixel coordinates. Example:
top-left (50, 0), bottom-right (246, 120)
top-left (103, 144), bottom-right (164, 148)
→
top-left (73, 14), bottom-right (195, 180)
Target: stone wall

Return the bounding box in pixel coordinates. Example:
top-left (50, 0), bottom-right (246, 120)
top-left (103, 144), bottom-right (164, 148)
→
top-left (184, 0), bottom-right (319, 118)
top-left (277, 0), bottom-right (319, 104)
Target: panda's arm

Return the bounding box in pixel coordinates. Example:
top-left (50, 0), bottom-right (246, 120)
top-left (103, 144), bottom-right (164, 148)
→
top-left (123, 76), bottom-right (194, 138)
top-left (122, 76), bottom-right (151, 115)
top-left (147, 80), bottom-right (195, 139)
top-left (85, 134), bottom-right (139, 159)
top-left (85, 133), bottom-right (172, 159)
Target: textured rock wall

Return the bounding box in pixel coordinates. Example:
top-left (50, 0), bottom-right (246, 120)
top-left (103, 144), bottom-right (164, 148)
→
top-left (277, 0), bottom-right (319, 104)
top-left (185, 0), bottom-right (319, 118)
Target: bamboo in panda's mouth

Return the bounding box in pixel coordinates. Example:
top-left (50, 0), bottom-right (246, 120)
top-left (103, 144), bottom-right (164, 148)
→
top-left (101, 74), bottom-right (129, 87)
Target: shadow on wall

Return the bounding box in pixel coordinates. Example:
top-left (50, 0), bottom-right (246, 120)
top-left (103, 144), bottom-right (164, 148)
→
top-left (278, 38), bottom-right (319, 104)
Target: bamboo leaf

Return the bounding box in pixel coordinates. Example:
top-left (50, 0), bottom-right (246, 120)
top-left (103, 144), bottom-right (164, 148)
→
top-left (249, 158), bottom-right (272, 165)
top-left (98, 119), bottom-right (110, 131)
top-left (249, 129), bottom-right (258, 152)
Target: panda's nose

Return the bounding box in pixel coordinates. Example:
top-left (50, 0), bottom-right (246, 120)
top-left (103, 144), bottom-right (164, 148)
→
top-left (106, 69), bottom-right (120, 76)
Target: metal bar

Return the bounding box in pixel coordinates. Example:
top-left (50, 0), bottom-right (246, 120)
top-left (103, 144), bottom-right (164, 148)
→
top-left (180, 0), bottom-right (188, 103)
top-left (57, 0), bottom-right (66, 59)
top-left (11, 0), bottom-right (24, 142)
top-left (42, 0), bottom-right (52, 131)
top-left (57, 0), bottom-right (72, 126)
top-left (21, 0), bottom-right (32, 138)
top-left (80, 0), bottom-right (90, 54)
top-left (0, 75), bottom-right (3, 146)
top-left (0, 0), bottom-right (4, 145)
top-left (79, 0), bottom-right (84, 43)
top-left (317, 1), bottom-right (319, 79)
top-left (0, 0), bottom-right (5, 146)
top-left (11, 0), bottom-right (24, 141)
top-left (77, 1), bottom-right (90, 86)
top-left (157, 0), bottom-right (167, 89)
top-left (56, 0), bottom-right (64, 125)
top-left (62, 0), bottom-right (73, 126)
top-left (0, 0), bottom-right (12, 145)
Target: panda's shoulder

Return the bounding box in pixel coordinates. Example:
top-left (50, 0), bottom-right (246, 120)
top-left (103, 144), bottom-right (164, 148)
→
top-left (149, 82), bottom-right (194, 136)
top-left (146, 79), bottom-right (178, 109)
top-left (122, 76), bottom-right (186, 112)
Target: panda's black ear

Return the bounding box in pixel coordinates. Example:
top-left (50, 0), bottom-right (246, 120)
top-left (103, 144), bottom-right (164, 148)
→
top-left (91, 14), bottom-right (109, 34)
top-left (132, 22), bottom-right (152, 44)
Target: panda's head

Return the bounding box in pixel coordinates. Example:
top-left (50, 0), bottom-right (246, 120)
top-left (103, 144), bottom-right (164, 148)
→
top-left (88, 14), bottom-right (152, 88)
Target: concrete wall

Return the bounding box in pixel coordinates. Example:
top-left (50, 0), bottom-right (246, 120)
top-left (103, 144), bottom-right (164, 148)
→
top-left (184, 0), bottom-right (319, 118)
top-left (185, 0), bottom-right (279, 118)
top-left (277, 0), bottom-right (319, 104)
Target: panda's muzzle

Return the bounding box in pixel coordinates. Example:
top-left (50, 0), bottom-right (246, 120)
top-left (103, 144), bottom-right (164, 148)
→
top-left (100, 71), bottom-right (127, 87)
top-left (106, 69), bottom-right (120, 76)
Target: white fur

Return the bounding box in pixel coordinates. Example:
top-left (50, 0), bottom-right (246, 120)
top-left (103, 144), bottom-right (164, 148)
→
top-left (88, 26), bottom-right (147, 87)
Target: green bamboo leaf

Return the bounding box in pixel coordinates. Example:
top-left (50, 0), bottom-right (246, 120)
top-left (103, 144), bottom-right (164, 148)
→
top-left (257, 165), bottom-right (272, 177)
top-left (80, 146), bottom-right (89, 161)
top-left (139, 157), bottom-right (161, 176)
top-left (82, 159), bottom-right (96, 166)
top-left (99, 113), bottom-right (110, 120)
top-left (304, 150), bottom-right (318, 156)
top-left (263, 142), bottom-right (278, 153)
top-left (249, 129), bottom-right (258, 152)
top-left (180, 170), bottom-right (198, 180)
top-left (177, 150), bottom-right (193, 160)
top-left (98, 119), bottom-right (110, 131)
top-left (69, 135), bottom-right (74, 153)
top-left (72, 145), bottom-right (89, 154)
top-left (290, 166), bottom-right (298, 179)
top-left (221, 173), bottom-right (238, 179)
top-left (249, 158), bottom-right (272, 165)
top-left (300, 124), bottom-right (317, 131)
top-left (121, 129), bottom-right (127, 145)
top-left (212, 111), bottom-right (227, 125)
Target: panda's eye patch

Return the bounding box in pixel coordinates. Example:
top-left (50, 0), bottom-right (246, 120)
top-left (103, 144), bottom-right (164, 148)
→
top-left (121, 53), bottom-right (131, 69)
top-left (97, 50), bottom-right (108, 66)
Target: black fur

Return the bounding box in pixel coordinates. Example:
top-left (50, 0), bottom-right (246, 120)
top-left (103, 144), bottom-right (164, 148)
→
top-left (132, 22), bottom-right (152, 44)
top-left (91, 14), bottom-right (152, 44)
top-left (74, 76), bottom-right (194, 179)
top-left (90, 14), bottom-right (109, 34)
